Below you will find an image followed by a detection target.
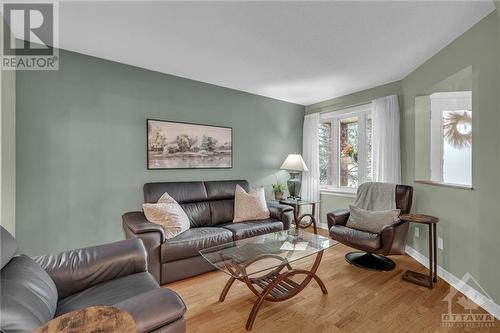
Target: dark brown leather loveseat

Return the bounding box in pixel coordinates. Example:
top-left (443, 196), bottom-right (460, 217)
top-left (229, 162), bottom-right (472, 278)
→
top-left (0, 226), bottom-right (186, 333)
top-left (122, 180), bottom-right (294, 284)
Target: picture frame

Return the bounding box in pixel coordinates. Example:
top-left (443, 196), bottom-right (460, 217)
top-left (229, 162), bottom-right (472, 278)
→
top-left (147, 119), bottom-right (233, 170)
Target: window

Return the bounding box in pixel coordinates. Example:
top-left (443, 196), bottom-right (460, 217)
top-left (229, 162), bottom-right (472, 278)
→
top-left (429, 91), bottom-right (472, 186)
top-left (319, 104), bottom-right (372, 191)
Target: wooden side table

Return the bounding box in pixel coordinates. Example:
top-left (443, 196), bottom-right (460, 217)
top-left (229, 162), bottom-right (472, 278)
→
top-left (34, 306), bottom-right (136, 333)
top-left (278, 199), bottom-right (319, 234)
top-left (400, 213), bottom-right (439, 289)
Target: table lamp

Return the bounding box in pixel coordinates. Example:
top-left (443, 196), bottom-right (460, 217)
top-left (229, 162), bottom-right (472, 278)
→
top-left (280, 153), bottom-right (308, 199)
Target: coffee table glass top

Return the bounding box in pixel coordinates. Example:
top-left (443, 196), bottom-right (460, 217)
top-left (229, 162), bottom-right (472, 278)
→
top-left (199, 230), bottom-right (337, 279)
top-left (278, 198), bottom-right (320, 206)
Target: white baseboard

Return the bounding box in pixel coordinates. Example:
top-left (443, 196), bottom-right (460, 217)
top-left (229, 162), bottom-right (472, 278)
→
top-left (405, 246), bottom-right (500, 320)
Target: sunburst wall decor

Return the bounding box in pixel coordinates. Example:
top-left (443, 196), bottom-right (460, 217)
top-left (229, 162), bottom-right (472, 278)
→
top-left (443, 111), bottom-right (472, 149)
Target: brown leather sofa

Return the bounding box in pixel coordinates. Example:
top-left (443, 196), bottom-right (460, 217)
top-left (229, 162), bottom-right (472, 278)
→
top-left (0, 226), bottom-right (186, 333)
top-left (327, 184), bottom-right (413, 271)
top-left (122, 180), bottom-right (294, 284)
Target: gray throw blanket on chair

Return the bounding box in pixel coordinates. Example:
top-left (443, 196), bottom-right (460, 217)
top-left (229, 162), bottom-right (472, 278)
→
top-left (353, 182), bottom-right (396, 211)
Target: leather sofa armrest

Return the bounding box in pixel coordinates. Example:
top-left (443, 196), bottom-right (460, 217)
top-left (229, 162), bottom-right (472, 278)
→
top-left (267, 201), bottom-right (294, 230)
top-left (34, 238), bottom-right (147, 299)
top-left (267, 201), bottom-right (293, 220)
top-left (378, 219), bottom-right (410, 255)
top-left (122, 211), bottom-right (166, 240)
top-left (280, 210), bottom-right (294, 230)
top-left (327, 209), bottom-right (350, 229)
top-left (114, 289), bottom-right (186, 333)
top-left (122, 211), bottom-right (164, 284)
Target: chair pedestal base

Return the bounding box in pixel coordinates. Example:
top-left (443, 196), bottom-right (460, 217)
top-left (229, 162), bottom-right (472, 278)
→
top-left (345, 251), bottom-right (395, 271)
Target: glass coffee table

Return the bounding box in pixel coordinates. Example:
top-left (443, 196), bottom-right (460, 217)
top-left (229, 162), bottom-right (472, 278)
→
top-left (199, 230), bottom-right (337, 330)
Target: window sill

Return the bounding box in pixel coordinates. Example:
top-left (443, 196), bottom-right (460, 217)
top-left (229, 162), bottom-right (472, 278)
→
top-left (414, 180), bottom-right (473, 190)
top-left (320, 187), bottom-right (357, 198)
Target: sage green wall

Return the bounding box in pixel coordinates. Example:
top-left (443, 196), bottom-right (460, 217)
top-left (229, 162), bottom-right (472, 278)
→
top-left (16, 49), bottom-right (304, 255)
top-left (1, 68), bottom-right (16, 236)
top-left (402, 11), bottom-right (499, 304)
top-left (308, 11), bottom-right (500, 304)
top-left (414, 96), bottom-right (431, 181)
top-left (319, 194), bottom-right (355, 225)
top-left (1, 16), bottom-right (16, 236)
top-left (414, 66), bottom-right (472, 181)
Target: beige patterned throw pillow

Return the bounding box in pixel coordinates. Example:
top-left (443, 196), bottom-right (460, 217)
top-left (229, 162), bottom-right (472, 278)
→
top-left (346, 205), bottom-right (401, 234)
top-left (142, 192), bottom-right (190, 239)
top-left (233, 185), bottom-right (270, 223)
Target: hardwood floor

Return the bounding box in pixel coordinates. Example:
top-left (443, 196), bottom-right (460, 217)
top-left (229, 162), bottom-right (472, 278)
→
top-left (166, 228), bottom-right (498, 332)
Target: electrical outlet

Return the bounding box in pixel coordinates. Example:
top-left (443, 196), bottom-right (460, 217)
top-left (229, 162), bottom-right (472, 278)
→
top-left (438, 237), bottom-right (444, 250)
top-left (414, 227), bottom-right (419, 238)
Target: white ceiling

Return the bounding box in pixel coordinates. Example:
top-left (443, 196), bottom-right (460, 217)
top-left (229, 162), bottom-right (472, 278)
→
top-left (54, 1), bottom-right (496, 105)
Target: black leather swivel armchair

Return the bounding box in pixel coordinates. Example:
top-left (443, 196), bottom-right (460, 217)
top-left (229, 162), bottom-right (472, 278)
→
top-left (328, 184), bottom-right (413, 271)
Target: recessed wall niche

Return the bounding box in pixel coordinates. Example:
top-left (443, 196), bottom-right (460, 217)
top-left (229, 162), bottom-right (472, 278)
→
top-left (414, 66), bottom-right (473, 189)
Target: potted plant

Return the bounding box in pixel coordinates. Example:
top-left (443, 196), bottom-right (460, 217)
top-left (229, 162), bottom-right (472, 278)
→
top-left (341, 143), bottom-right (358, 162)
top-left (272, 183), bottom-right (287, 201)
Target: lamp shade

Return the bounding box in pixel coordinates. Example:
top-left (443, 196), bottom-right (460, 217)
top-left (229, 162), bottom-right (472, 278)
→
top-left (280, 154), bottom-right (309, 172)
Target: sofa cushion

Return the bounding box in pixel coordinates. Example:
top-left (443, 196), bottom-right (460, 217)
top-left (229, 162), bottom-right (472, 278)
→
top-left (143, 192), bottom-right (190, 239)
top-left (0, 255), bottom-right (58, 333)
top-left (56, 272), bottom-right (158, 316)
top-left (204, 180), bottom-right (250, 200)
top-left (220, 219), bottom-right (283, 240)
top-left (347, 205), bottom-right (400, 234)
top-left (233, 185), bottom-right (270, 223)
top-left (329, 225), bottom-right (381, 252)
top-left (210, 199), bottom-right (235, 225)
top-left (114, 289), bottom-right (186, 333)
top-left (180, 201), bottom-right (211, 227)
top-left (143, 180), bottom-right (252, 228)
top-left (144, 181), bottom-right (208, 204)
top-left (161, 227), bottom-right (233, 263)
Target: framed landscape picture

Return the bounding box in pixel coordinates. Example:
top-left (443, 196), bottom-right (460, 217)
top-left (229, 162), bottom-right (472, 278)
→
top-left (147, 119), bottom-right (233, 169)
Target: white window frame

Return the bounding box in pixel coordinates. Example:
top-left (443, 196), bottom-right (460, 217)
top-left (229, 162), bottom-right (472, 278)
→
top-left (319, 104), bottom-right (372, 194)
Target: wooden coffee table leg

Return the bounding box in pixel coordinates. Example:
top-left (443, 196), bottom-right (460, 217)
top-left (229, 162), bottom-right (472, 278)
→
top-left (219, 276), bottom-right (236, 302)
top-left (246, 291), bottom-right (268, 330)
top-left (244, 251), bottom-right (327, 330)
top-left (310, 270), bottom-right (328, 294)
top-left (311, 203), bottom-right (317, 234)
top-left (219, 254), bottom-right (293, 303)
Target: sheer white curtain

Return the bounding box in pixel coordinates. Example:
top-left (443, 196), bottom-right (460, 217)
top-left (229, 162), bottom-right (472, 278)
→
top-left (302, 113), bottom-right (320, 217)
top-left (372, 95), bottom-right (401, 183)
